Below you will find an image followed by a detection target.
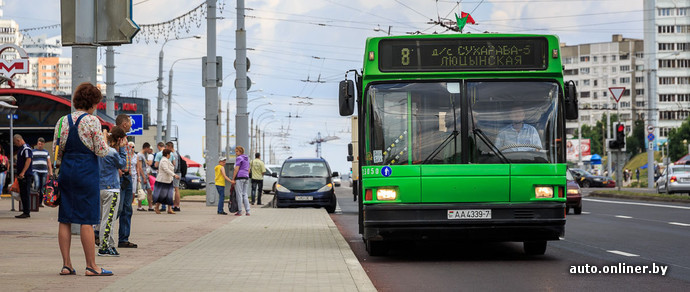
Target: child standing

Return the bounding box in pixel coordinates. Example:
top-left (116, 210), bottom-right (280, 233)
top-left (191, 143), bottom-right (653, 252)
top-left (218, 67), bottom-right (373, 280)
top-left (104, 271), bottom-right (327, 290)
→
top-left (97, 127), bottom-right (128, 257)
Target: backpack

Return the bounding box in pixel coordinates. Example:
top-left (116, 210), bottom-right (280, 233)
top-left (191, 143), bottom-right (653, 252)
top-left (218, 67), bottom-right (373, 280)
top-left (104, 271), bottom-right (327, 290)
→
top-left (179, 154), bottom-right (188, 177)
top-left (43, 176), bottom-right (60, 207)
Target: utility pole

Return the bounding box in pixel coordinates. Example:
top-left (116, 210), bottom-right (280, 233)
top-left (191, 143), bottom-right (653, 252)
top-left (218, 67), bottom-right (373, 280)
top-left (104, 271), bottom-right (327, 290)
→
top-left (226, 100), bottom-right (231, 159)
top-left (235, 0), bottom-right (249, 162)
top-left (643, 0), bottom-right (656, 189)
top-left (105, 46), bottom-right (115, 117)
top-left (71, 0), bottom-right (98, 111)
top-left (204, 0), bottom-right (219, 206)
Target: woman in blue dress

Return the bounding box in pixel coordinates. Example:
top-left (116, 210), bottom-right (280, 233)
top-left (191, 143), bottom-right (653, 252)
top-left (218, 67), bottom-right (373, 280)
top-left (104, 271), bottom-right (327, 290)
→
top-left (53, 82), bottom-right (113, 276)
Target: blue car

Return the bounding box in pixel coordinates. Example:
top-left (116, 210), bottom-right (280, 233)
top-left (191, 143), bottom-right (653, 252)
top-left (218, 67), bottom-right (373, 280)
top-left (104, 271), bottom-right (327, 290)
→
top-left (273, 157), bottom-right (337, 213)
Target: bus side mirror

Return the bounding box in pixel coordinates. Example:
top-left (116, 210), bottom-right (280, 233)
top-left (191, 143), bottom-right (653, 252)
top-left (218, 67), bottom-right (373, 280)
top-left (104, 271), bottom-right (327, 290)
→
top-left (564, 80), bottom-right (578, 120)
top-left (339, 80), bottom-right (355, 116)
top-left (347, 143), bottom-right (353, 161)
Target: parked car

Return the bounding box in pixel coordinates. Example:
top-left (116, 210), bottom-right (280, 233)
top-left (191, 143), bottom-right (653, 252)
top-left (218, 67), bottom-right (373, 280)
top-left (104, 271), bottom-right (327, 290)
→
top-left (273, 157), bottom-right (337, 213)
top-left (180, 174), bottom-right (206, 190)
top-left (566, 169), bottom-right (582, 214)
top-left (262, 165), bottom-right (282, 193)
top-left (332, 171), bottom-right (341, 187)
top-left (569, 168), bottom-right (615, 188)
top-left (656, 163), bottom-right (690, 194)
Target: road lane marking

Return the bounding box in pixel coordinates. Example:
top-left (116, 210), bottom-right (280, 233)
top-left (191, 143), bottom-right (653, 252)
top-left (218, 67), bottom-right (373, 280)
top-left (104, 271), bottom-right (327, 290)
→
top-left (669, 222), bottom-right (690, 227)
top-left (584, 198), bottom-right (690, 210)
top-left (607, 250), bottom-right (639, 257)
top-left (581, 211), bottom-right (591, 214)
top-left (615, 215), bottom-right (633, 219)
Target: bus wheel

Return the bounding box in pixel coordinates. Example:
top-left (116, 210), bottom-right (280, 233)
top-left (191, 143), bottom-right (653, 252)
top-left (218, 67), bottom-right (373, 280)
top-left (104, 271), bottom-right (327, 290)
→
top-left (524, 241), bottom-right (547, 255)
top-left (366, 240), bottom-right (387, 256)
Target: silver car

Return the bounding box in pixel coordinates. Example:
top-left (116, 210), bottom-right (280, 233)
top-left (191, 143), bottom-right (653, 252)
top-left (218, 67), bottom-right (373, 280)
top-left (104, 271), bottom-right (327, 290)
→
top-left (262, 165), bottom-right (281, 193)
top-left (656, 164), bottom-right (690, 194)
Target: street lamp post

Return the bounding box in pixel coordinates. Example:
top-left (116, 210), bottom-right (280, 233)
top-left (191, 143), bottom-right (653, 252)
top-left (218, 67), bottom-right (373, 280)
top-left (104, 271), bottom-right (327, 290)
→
top-left (167, 57), bottom-right (201, 142)
top-left (249, 102), bottom-right (272, 155)
top-left (157, 35), bottom-right (201, 143)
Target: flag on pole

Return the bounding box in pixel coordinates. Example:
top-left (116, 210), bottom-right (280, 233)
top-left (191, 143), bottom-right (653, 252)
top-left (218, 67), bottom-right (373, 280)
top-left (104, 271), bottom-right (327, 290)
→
top-left (455, 12), bottom-right (476, 32)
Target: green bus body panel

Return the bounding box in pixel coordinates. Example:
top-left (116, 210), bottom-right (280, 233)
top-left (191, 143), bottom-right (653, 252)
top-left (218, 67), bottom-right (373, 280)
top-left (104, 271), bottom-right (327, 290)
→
top-left (421, 165), bottom-right (509, 202)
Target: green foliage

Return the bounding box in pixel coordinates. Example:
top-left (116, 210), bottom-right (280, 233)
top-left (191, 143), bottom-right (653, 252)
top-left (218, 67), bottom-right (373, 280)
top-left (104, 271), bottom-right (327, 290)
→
top-left (579, 113), bottom-right (619, 155)
top-left (666, 116), bottom-right (690, 161)
top-left (626, 119), bottom-right (645, 155)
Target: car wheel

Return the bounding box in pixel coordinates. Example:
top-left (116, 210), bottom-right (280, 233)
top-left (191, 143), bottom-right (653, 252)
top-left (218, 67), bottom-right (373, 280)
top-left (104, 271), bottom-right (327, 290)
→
top-left (179, 180), bottom-right (187, 190)
top-left (574, 206), bottom-right (582, 215)
top-left (365, 239), bottom-right (387, 256)
top-left (657, 185), bottom-right (661, 194)
top-left (272, 195), bottom-right (280, 208)
top-left (272, 183), bottom-right (277, 194)
top-left (582, 181), bottom-right (590, 188)
top-left (524, 241), bottom-right (547, 255)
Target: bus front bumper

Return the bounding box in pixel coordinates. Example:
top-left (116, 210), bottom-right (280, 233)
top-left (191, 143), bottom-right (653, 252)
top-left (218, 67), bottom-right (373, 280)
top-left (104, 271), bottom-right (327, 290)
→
top-left (363, 202), bottom-right (565, 242)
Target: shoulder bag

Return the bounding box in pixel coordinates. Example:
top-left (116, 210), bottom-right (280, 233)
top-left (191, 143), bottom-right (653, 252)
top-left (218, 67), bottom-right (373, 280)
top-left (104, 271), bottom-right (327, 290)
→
top-left (44, 116), bottom-right (65, 207)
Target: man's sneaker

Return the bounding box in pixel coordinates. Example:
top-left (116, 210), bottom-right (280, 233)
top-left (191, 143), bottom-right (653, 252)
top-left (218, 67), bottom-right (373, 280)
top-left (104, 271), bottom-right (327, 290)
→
top-left (98, 247), bottom-right (120, 257)
top-left (172, 206), bottom-right (180, 212)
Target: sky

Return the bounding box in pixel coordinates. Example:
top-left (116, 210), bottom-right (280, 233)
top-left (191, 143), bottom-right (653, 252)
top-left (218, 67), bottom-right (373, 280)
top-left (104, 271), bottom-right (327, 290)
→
top-left (3, 0), bottom-right (645, 175)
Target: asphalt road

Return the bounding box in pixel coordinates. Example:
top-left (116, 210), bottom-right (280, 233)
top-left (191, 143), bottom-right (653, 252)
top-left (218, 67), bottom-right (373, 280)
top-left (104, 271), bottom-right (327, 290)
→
top-left (331, 186), bottom-right (690, 291)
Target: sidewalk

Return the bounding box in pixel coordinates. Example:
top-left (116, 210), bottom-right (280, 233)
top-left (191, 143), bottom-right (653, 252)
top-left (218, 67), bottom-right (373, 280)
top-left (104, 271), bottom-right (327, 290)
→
top-left (0, 195), bottom-right (375, 291)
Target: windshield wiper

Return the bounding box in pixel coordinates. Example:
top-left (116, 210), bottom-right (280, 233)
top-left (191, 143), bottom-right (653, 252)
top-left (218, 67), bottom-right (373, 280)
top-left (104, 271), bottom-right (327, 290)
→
top-left (472, 128), bottom-right (510, 164)
top-left (422, 131), bottom-right (458, 164)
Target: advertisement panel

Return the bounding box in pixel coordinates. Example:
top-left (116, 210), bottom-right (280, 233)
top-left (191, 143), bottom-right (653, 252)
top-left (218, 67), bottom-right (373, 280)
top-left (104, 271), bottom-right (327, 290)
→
top-left (567, 139), bottom-right (590, 162)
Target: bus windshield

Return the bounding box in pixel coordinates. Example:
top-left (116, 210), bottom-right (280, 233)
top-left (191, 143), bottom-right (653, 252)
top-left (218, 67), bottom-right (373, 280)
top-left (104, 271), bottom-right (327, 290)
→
top-left (367, 80), bottom-right (563, 165)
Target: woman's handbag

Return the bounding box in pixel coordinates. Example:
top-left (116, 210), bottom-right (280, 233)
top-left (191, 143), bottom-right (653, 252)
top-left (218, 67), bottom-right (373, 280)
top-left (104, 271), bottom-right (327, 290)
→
top-left (10, 177), bottom-right (19, 200)
top-left (43, 175), bottom-right (60, 207)
top-left (0, 156), bottom-right (7, 173)
top-left (136, 182), bottom-right (147, 201)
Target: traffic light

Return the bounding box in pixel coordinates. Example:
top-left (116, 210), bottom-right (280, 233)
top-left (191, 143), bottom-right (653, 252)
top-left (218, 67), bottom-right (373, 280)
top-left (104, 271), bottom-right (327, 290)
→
top-left (615, 123), bottom-right (625, 148)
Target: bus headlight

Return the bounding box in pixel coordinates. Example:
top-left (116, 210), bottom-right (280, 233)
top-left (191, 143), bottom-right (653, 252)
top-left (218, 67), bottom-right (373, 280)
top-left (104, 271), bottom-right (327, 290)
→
top-left (317, 183), bottom-right (333, 192)
top-left (276, 184), bottom-right (290, 192)
top-left (376, 189), bottom-right (397, 201)
top-left (535, 186), bottom-right (554, 198)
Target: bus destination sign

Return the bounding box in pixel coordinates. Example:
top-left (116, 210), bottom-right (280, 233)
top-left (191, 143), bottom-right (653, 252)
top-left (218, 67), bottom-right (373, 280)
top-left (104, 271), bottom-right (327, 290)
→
top-left (378, 37), bottom-right (548, 72)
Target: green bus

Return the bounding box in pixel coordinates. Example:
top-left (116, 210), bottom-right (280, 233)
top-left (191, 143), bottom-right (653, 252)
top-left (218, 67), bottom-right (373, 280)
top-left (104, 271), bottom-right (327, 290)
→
top-left (339, 34), bottom-right (579, 256)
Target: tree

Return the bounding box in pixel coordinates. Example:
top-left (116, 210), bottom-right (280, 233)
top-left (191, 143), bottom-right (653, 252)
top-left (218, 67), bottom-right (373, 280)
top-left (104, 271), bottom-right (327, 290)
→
top-left (667, 117), bottom-right (690, 161)
top-left (626, 119), bottom-right (645, 155)
top-left (580, 113), bottom-right (619, 155)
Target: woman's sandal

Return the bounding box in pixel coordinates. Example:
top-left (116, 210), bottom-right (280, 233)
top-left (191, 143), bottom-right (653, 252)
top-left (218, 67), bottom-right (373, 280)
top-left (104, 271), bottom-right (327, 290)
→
top-left (59, 266), bottom-right (76, 275)
top-left (85, 267), bottom-right (113, 276)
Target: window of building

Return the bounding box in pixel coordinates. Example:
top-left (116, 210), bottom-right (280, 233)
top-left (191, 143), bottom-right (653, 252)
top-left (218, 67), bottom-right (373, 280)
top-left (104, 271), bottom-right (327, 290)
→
top-left (679, 8), bottom-right (688, 16)
top-left (603, 91), bottom-right (608, 97)
top-left (582, 79), bottom-right (590, 86)
top-left (678, 59), bottom-right (690, 68)
top-left (580, 56), bottom-right (590, 62)
top-left (593, 92), bottom-right (598, 98)
top-left (581, 91), bottom-right (591, 98)
top-left (580, 67), bottom-right (590, 74)
top-left (678, 43), bottom-right (689, 51)
top-left (658, 25), bottom-right (675, 33)
top-left (659, 59), bottom-right (676, 68)
top-left (620, 54), bottom-right (629, 60)
top-left (611, 78), bottom-right (616, 85)
top-left (611, 66), bottom-right (616, 73)
top-left (619, 77), bottom-right (630, 83)
top-left (635, 76), bottom-right (644, 83)
top-left (564, 69), bottom-right (578, 75)
top-left (622, 89), bottom-right (630, 96)
top-left (636, 89), bottom-right (644, 95)
top-left (636, 101), bottom-right (645, 108)
top-left (564, 57), bottom-right (573, 64)
top-left (593, 56), bottom-right (598, 62)
top-left (611, 55), bottom-right (617, 61)
top-left (659, 43), bottom-right (675, 51)
top-left (659, 94), bottom-right (675, 102)
top-left (679, 94), bottom-right (690, 102)
top-left (593, 80), bottom-right (598, 86)
top-left (658, 8), bottom-right (672, 16)
top-left (679, 77), bottom-right (690, 85)
top-left (620, 65), bottom-right (630, 72)
top-left (676, 25), bottom-right (690, 34)
top-left (659, 77), bottom-right (675, 84)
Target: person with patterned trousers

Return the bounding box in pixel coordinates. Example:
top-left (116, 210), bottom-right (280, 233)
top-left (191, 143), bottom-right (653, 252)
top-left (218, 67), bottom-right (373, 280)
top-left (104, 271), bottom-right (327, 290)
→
top-left (32, 137), bottom-right (53, 207)
top-left (96, 127), bottom-right (128, 257)
top-left (54, 82), bottom-right (113, 276)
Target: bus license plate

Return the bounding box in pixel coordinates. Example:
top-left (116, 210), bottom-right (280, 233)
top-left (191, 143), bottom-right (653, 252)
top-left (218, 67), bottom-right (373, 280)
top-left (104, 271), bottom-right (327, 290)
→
top-left (448, 209), bottom-right (491, 219)
top-left (295, 196), bottom-right (313, 201)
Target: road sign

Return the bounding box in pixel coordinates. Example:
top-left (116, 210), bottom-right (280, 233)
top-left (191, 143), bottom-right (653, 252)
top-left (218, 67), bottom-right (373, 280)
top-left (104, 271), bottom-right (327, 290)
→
top-left (648, 133), bottom-right (655, 141)
top-left (647, 125), bottom-right (654, 133)
top-left (127, 114), bottom-right (143, 136)
top-left (609, 87), bottom-right (625, 102)
top-left (381, 166), bottom-right (392, 177)
top-left (6, 114), bottom-right (17, 120)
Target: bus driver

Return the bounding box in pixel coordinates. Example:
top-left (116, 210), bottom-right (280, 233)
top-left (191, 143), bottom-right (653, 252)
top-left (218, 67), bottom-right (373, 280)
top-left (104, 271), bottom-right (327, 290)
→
top-left (495, 107), bottom-right (542, 152)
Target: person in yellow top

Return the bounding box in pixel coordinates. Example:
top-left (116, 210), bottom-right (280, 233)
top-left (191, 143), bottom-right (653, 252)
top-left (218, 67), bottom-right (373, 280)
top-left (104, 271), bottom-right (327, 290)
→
top-left (250, 153), bottom-right (267, 205)
top-left (215, 157), bottom-right (232, 215)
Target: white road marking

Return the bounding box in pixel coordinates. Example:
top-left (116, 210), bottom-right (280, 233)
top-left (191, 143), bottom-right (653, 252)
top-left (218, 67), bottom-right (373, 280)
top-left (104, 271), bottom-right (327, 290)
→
top-left (615, 215), bottom-right (633, 219)
top-left (584, 198), bottom-right (690, 210)
top-left (581, 211), bottom-right (591, 214)
top-left (669, 222), bottom-right (690, 227)
top-left (607, 250), bottom-right (640, 257)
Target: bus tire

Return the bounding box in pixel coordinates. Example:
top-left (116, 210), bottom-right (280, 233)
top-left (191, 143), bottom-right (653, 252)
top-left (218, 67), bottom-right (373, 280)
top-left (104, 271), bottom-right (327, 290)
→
top-left (524, 241), bottom-right (547, 255)
top-left (366, 240), bottom-right (387, 256)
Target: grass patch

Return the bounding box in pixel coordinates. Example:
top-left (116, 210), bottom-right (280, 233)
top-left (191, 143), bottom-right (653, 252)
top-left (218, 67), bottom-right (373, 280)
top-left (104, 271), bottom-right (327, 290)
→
top-left (180, 189), bottom-right (206, 198)
top-left (591, 190), bottom-right (690, 203)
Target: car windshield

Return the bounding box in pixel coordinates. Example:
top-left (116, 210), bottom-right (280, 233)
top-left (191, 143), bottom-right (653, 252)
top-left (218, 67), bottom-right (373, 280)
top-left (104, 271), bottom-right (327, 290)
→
top-left (566, 170), bottom-right (575, 180)
top-left (270, 167), bottom-right (281, 173)
top-left (280, 162), bottom-right (329, 177)
top-left (366, 81), bottom-right (563, 165)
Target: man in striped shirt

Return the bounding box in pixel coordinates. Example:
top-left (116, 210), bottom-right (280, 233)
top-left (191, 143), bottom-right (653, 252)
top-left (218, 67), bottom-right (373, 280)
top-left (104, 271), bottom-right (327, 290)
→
top-left (32, 137), bottom-right (53, 207)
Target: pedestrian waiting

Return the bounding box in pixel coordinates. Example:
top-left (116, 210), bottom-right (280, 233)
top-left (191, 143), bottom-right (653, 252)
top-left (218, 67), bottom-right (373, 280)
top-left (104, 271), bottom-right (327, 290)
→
top-left (215, 157), bottom-right (232, 215)
top-left (231, 146), bottom-right (251, 216)
top-left (96, 127), bottom-right (128, 257)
